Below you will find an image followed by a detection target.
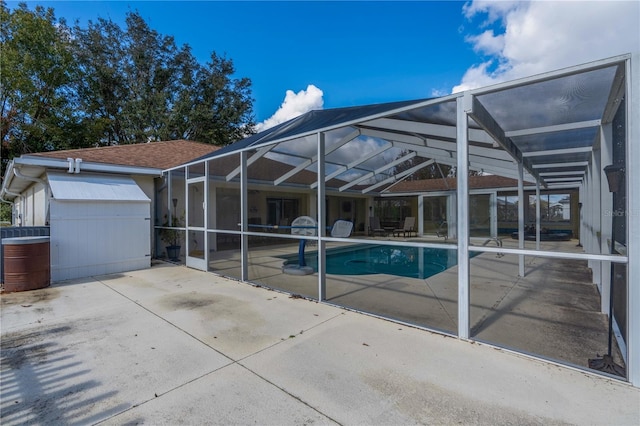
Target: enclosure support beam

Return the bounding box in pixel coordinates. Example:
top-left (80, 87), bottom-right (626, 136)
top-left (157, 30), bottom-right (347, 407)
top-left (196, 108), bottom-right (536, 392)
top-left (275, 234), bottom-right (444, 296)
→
top-left (363, 160), bottom-right (434, 194)
top-left (600, 123), bottom-right (613, 314)
top-left (226, 145), bottom-right (273, 181)
top-left (317, 132), bottom-right (327, 301)
top-left (418, 195), bottom-right (424, 236)
top-left (490, 192), bottom-right (498, 238)
top-left (457, 94), bottom-right (471, 340)
top-left (625, 53), bottom-right (639, 387)
top-left (468, 96), bottom-right (544, 186)
top-left (240, 151), bottom-right (248, 282)
top-left (518, 162), bottom-right (525, 277)
top-left (310, 141), bottom-right (393, 189)
top-left (591, 146), bottom-right (602, 287)
top-left (535, 181), bottom-right (541, 251)
top-left (274, 129), bottom-right (359, 186)
top-left (204, 161), bottom-right (209, 268)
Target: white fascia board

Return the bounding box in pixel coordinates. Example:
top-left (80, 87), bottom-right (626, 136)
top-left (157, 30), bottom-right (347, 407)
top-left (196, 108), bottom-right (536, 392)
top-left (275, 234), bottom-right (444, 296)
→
top-left (17, 156), bottom-right (162, 176)
top-left (78, 162), bottom-right (163, 176)
top-left (15, 156), bottom-right (71, 169)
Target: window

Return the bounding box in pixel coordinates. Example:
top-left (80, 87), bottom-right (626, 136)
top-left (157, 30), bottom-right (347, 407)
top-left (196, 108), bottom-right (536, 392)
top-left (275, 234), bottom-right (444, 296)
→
top-left (267, 198), bottom-right (299, 226)
top-left (528, 194), bottom-right (572, 223)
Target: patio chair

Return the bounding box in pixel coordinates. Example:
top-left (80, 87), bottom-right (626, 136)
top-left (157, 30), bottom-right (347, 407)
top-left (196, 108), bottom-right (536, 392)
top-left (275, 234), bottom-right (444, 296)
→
top-left (393, 217), bottom-right (416, 237)
top-left (330, 220), bottom-right (353, 238)
top-left (369, 216), bottom-right (386, 236)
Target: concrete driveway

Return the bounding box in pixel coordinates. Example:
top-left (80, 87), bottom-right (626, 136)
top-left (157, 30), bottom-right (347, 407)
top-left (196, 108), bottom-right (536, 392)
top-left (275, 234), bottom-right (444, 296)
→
top-left (1, 262), bottom-right (639, 425)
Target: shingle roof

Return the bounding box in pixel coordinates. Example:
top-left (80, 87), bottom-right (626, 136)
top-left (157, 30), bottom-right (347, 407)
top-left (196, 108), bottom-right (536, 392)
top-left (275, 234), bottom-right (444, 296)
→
top-left (29, 140), bottom-right (219, 170)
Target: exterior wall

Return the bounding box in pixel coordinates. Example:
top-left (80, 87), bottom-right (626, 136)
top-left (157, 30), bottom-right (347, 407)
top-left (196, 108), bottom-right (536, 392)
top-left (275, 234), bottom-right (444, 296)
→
top-left (14, 181), bottom-right (47, 226)
top-left (133, 175), bottom-right (158, 257)
top-left (49, 199), bottom-right (151, 282)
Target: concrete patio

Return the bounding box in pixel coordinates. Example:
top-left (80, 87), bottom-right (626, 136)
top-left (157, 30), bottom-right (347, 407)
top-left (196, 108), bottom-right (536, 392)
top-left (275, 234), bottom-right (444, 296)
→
top-left (1, 262), bottom-right (639, 425)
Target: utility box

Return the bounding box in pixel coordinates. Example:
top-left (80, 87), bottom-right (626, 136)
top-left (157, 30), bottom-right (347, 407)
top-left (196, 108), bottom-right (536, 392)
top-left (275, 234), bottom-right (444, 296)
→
top-left (2, 236), bottom-right (50, 292)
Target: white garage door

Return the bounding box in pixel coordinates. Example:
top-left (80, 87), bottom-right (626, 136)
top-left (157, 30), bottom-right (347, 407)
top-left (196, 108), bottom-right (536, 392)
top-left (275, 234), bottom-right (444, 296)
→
top-left (48, 173), bottom-right (151, 282)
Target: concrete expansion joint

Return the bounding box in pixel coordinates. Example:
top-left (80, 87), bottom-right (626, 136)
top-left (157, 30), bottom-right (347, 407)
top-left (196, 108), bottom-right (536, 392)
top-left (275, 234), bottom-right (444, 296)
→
top-left (233, 362), bottom-right (342, 426)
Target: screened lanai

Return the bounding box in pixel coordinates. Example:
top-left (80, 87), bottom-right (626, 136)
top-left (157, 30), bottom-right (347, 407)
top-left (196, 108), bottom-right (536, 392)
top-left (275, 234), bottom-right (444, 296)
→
top-left (156, 54), bottom-right (639, 386)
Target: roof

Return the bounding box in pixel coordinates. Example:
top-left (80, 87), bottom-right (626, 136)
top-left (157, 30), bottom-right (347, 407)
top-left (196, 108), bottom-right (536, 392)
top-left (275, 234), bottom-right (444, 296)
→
top-left (196, 99), bottom-right (434, 160)
top-left (30, 140), bottom-right (219, 170)
top-left (183, 54), bottom-right (630, 196)
top-left (1, 140), bottom-right (219, 201)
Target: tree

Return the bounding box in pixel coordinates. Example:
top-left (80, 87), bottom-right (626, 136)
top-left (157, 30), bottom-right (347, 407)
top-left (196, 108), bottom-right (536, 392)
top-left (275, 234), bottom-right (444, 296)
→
top-left (1, 2), bottom-right (256, 180)
top-left (181, 52), bottom-right (255, 145)
top-left (1, 2), bottom-right (86, 177)
top-left (72, 11), bottom-right (255, 146)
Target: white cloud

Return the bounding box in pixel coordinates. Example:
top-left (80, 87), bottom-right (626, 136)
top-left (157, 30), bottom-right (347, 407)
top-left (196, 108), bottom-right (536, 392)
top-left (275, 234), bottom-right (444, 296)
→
top-left (256, 84), bottom-right (324, 132)
top-left (453, 0), bottom-right (640, 93)
top-left (466, 29), bottom-right (505, 55)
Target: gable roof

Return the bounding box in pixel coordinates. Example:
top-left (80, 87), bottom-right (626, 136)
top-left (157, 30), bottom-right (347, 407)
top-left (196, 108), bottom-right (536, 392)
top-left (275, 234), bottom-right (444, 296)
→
top-left (1, 140), bottom-right (220, 201)
top-left (29, 140), bottom-right (219, 170)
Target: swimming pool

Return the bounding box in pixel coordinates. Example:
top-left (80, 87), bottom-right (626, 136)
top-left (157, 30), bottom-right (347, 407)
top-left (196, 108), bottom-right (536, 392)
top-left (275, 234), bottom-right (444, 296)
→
top-left (280, 244), bottom-right (479, 279)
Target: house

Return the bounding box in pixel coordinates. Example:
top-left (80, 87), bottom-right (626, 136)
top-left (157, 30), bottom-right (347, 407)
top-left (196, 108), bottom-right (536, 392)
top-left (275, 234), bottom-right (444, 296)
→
top-left (0, 140), bottom-right (218, 281)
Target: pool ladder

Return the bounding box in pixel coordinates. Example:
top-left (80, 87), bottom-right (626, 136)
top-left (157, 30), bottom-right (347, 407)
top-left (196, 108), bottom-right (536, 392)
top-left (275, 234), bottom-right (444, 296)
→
top-left (482, 237), bottom-right (504, 257)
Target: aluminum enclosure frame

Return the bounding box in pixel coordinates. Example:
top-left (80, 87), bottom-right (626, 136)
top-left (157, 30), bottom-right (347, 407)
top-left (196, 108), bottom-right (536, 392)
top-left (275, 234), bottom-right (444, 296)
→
top-left (157, 54), bottom-right (637, 387)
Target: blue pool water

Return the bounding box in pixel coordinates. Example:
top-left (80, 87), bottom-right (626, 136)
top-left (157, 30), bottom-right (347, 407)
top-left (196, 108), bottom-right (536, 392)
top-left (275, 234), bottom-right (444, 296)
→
top-left (280, 244), bottom-right (479, 279)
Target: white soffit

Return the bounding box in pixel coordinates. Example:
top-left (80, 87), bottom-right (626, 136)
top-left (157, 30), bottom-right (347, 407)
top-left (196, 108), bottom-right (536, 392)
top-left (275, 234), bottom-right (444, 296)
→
top-left (47, 172), bottom-right (150, 202)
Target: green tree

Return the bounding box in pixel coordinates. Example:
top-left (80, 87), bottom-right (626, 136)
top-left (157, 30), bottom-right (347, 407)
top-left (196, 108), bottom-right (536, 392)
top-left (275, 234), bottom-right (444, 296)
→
top-left (72, 11), bottom-right (255, 146)
top-left (0, 2), bottom-right (86, 177)
top-left (1, 2), bottom-right (256, 179)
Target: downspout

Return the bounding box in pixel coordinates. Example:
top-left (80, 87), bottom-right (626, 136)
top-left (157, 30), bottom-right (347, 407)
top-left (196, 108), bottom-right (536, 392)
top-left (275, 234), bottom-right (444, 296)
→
top-left (0, 160), bottom-right (16, 205)
top-left (14, 167), bottom-right (51, 225)
top-left (3, 189), bottom-right (22, 226)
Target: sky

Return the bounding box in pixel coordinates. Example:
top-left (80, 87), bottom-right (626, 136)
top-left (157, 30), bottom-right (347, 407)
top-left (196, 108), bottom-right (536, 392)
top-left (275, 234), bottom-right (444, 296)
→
top-left (8, 1), bottom-right (640, 131)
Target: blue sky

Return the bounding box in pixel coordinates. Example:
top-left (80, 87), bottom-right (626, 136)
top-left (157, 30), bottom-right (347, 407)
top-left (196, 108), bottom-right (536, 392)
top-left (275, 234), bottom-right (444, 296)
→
top-left (10, 1), bottom-right (640, 129)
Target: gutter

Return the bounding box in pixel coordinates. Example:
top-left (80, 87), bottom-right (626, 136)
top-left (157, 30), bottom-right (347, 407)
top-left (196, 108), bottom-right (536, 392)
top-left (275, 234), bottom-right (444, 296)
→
top-left (17, 156), bottom-right (164, 176)
top-left (2, 155), bottom-right (164, 209)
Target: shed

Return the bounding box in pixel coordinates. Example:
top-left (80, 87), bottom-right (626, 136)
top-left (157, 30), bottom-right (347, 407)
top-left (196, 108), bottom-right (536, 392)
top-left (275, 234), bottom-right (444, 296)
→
top-left (0, 140), bottom-right (218, 282)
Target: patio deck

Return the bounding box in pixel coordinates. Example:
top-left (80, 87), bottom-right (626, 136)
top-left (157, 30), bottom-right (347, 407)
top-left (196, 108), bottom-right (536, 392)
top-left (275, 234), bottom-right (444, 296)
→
top-left (211, 237), bottom-right (624, 371)
top-left (1, 262), bottom-right (638, 425)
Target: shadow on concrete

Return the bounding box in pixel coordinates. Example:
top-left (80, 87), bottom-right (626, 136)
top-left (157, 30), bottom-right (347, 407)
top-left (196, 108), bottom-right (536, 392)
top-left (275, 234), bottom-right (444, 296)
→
top-left (1, 325), bottom-right (128, 425)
